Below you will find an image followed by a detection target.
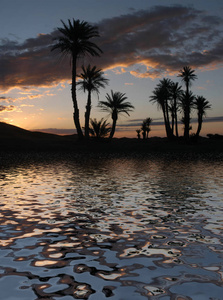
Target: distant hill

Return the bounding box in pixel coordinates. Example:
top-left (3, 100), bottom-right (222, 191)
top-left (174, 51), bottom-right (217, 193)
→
top-left (0, 122), bottom-right (58, 139)
top-left (0, 122), bottom-right (76, 151)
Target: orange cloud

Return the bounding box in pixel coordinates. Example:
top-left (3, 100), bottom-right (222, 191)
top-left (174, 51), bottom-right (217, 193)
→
top-left (28, 94), bottom-right (43, 99)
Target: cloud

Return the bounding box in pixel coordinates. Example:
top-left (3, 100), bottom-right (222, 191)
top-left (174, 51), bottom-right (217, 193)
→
top-left (20, 104), bottom-right (34, 107)
top-left (0, 105), bottom-right (16, 112)
top-left (0, 96), bottom-right (14, 103)
top-left (118, 116), bottom-right (223, 128)
top-left (27, 94), bottom-right (43, 99)
top-left (33, 128), bottom-right (76, 135)
top-left (0, 5), bottom-right (223, 90)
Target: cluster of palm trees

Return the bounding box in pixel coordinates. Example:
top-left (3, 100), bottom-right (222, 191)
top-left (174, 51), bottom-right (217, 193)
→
top-left (136, 118), bottom-right (153, 139)
top-left (51, 19), bottom-right (211, 142)
top-left (150, 66), bottom-right (211, 141)
top-left (51, 19), bottom-right (134, 139)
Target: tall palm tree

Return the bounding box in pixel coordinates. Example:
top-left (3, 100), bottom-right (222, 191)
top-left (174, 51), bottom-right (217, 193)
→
top-left (89, 118), bottom-right (111, 138)
top-left (193, 96), bottom-right (211, 138)
top-left (170, 82), bottom-right (183, 138)
top-left (51, 19), bottom-right (102, 139)
top-left (178, 66), bottom-right (197, 140)
top-left (150, 78), bottom-right (173, 139)
top-left (98, 90), bottom-right (134, 139)
top-left (180, 91), bottom-right (195, 136)
top-left (77, 65), bottom-right (109, 138)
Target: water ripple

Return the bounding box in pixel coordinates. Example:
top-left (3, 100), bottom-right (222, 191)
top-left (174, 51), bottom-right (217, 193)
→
top-left (0, 156), bottom-right (222, 299)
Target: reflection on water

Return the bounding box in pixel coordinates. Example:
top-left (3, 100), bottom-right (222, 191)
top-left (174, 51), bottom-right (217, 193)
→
top-left (0, 154), bottom-right (223, 299)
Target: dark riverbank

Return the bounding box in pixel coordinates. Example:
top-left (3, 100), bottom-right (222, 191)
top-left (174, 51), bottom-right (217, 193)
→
top-left (0, 122), bottom-right (223, 158)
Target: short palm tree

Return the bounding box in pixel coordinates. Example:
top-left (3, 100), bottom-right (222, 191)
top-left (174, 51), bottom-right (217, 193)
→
top-left (89, 118), bottom-right (111, 138)
top-left (77, 65), bottom-right (109, 138)
top-left (193, 96), bottom-right (211, 138)
top-left (178, 66), bottom-right (197, 140)
top-left (141, 118), bottom-right (152, 139)
top-left (51, 19), bottom-right (102, 139)
top-left (136, 129), bottom-right (141, 139)
top-left (98, 90), bottom-right (134, 139)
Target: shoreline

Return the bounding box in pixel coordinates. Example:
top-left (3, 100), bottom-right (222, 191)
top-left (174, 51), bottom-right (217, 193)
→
top-left (1, 136), bottom-right (223, 159)
top-left (0, 122), bottom-right (223, 160)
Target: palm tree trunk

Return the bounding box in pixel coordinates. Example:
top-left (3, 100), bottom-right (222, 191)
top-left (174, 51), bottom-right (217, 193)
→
top-left (184, 105), bottom-right (190, 140)
top-left (196, 114), bottom-right (203, 137)
top-left (162, 106), bottom-right (170, 138)
top-left (174, 98), bottom-right (179, 138)
top-left (109, 112), bottom-right (117, 139)
top-left (184, 84), bottom-right (190, 140)
top-left (171, 111), bottom-right (174, 135)
top-left (164, 101), bottom-right (173, 139)
top-left (84, 91), bottom-right (91, 139)
top-left (72, 57), bottom-right (84, 139)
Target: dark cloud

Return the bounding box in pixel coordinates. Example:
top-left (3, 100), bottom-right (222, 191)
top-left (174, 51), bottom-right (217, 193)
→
top-left (0, 105), bottom-right (16, 112)
top-left (0, 5), bottom-right (223, 90)
top-left (33, 128), bottom-right (76, 135)
top-left (118, 116), bottom-right (223, 128)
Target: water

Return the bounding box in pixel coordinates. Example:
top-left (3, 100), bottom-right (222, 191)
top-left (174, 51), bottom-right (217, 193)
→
top-left (0, 153), bottom-right (222, 299)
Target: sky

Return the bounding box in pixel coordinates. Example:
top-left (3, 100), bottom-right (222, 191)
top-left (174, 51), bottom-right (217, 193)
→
top-left (0, 0), bottom-right (223, 138)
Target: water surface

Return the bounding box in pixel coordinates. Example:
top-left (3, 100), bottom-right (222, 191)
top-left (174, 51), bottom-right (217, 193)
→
top-left (0, 154), bottom-right (222, 299)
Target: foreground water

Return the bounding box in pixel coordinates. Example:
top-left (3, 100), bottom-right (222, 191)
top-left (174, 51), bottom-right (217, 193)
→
top-left (0, 153), bottom-right (222, 300)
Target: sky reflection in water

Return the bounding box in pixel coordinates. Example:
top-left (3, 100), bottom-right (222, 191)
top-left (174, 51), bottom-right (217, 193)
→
top-left (0, 155), bottom-right (222, 299)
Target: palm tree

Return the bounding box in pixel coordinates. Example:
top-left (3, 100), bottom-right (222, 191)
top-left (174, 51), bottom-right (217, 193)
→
top-left (98, 90), bottom-right (134, 139)
top-left (150, 78), bottom-right (173, 139)
top-left (180, 91), bottom-right (195, 136)
top-left (136, 129), bottom-right (141, 139)
top-left (77, 65), bottom-right (109, 138)
top-left (178, 66), bottom-right (197, 140)
top-left (141, 118), bottom-right (152, 139)
top-left (89, 118), bottom-right (111, 138)
top-left (168, 103), bottom-right (175, 136)
top-left (170, 82), bottom-right (183, 138)
top-left (193, 96), bottom-right (211, 138)
top-left (51, 19), bottom-right (102, 139)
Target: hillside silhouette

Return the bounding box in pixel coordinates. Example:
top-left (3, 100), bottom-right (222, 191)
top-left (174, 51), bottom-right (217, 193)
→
top-left (0, 122), bottom-right (222, 155)
top-left (0, 122), bottom-right (77, 151)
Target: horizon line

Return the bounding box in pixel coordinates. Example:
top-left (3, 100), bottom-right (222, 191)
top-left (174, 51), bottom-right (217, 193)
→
top-left (31, 115), bottom-right (223, 135)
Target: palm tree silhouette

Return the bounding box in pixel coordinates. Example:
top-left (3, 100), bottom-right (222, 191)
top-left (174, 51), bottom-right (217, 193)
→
top-left (51, 19), bottom-right (102, 139)
top-left (180, 91), bottom-right (195, 135)
top-left (170, 82), bottom-right (183, 138)
top-left (141, 118), bottom-right (152, 139)
top-left (136, 129), bottom-right (141, 139)
top-left (193, 96), bottom-right (211, 138)
top-left (89, 118), bottom-right (111, 138)
top-left (178, 66), bottom-right (197, 140)
top-left (98, 90), bottom-right (134, 139)
top-left (77, 65), bottom-right (109, 139)
top-left (150, 78), bottom-right (173, 139)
